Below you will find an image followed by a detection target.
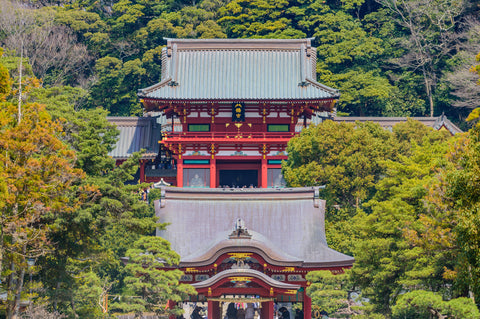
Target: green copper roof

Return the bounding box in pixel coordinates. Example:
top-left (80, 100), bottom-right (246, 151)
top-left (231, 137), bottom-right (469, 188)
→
top-left (139, 38), bottom-right (339, 101)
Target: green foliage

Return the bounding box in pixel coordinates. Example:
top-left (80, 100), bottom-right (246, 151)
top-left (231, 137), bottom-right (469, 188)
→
top-left (88, 56), bottom-right (146, 116)
top-left (0, 0), bottom-right (473, 122)
top-left (0, 100), bottom-right (84, 318)
top-left (217, 0), bottom-right (307, 38)
top-left (24, 87), bottom-right (161, 317)
top-left (283, 120), bottom-right (396, 208)
top-left (115, 236), bottom-right (196, 316)
top-left (284, 119), bottom-right (459, 315)
top-left (306, 270), bottom-right (359, 317)
top-left (425, 125), bottom-right (480, 302)
top-left (392, 290), bottom-right (480, 319)
top-left (350, 126), bottom-right (452, 314)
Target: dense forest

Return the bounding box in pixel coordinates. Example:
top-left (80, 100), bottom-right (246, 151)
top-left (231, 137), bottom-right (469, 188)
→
top-left (0, 0), bottom-right (480, 125)
top-left (1, 0), bottom-right (480, 318)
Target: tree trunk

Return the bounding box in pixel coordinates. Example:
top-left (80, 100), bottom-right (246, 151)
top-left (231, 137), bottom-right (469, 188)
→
top-left (71, 295), bottom-right (79, 318)
top-left (53, 281), bottom-right (61, 311)
top-left (11, 259), bottom-right (26, 319)
top-left (0, 216), bottom-right (4, 276)
top-left (7, 245), bottom-right (27, 319)
top-left (422, 69), bottom-right (434, 117)
top-left (426, 79), bottom-right (434, 117)
top-left (6, 260), bottom-right (16, 319)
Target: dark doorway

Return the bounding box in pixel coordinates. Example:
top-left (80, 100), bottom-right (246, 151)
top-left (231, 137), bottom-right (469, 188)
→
top-left (219, 170), bottom-right (258, 188)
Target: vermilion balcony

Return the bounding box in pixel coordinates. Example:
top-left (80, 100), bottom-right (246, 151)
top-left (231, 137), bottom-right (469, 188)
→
top-left (161, 131), bottom-right (298, 144)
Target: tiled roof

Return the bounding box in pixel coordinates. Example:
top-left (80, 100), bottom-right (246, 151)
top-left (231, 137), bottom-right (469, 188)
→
top-left (138, 38), bottom-right (339, 101)
top-left (334, 115), bottom-right (463, 135)
top-left (107, 117), bottom-right (161, 159)
top-left (155, 187), bottom-right (354, 267)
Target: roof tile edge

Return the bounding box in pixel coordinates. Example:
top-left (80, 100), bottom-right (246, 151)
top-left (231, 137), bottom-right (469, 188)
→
top-left (160, 186), bottom-right (322, 201)
top-left (164, 37), bottom-right (316, 50)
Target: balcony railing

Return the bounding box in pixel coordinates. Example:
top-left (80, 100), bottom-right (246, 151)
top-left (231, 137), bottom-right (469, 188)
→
top-left (162, 131), bottom-right (298, 141)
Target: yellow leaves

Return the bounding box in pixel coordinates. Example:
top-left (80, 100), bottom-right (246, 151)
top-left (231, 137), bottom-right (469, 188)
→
top-left (466, 107), bottom-right (480, 122)
top-left (442, 266), bottom-right (457, 280)
top-left (469, 51), bottom-right (480, 84)
top-left (142, 47), bottom-right (162, 64)
top-left (86, 32), bottom-right (110, 45)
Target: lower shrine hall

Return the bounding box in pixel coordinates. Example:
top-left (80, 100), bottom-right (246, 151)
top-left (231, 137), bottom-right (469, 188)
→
top-left (156, 187), bottom-right (354, 319)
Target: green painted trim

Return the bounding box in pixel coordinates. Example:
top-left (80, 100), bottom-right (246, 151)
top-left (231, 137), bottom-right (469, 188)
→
top-left (267, 124), bottom-right (289, 132)
top-left (184, 159), bottom-right (210, 164)
top-left (268, 160), bottom-right (283, 165)
top-left (188, 124), bottom-right (210, 132)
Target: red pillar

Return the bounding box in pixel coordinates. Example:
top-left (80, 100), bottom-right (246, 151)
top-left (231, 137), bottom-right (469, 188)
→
top-left (207, 300), bottom-right (220, 319)
top-left (140, 161), bottom-right (146, 183)
top-left (177, 159), bottom-right (183, 187)
top-left (208, 300), bottom-right (213, 319)
top-left (267, 300), bottom-right (274, 319)
top-left (210, 159), bottom-right (216, 188)
top-left (168, 300), bottom-right (176, 319)
top-left (261, 158), bottom-right (268, 188)
top-left (261, 302), bottom-right (267, 319)
top-left (303, 290), bottom-right (311, 319)
top-left (261, 300), bottom-right (274, 319)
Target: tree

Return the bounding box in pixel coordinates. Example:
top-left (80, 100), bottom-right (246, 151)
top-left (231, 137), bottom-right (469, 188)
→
top-left (418, 122), bottom-right (480, 304)
top-left (0, 0), bottom-right (92, 86)
top-left (21, 85), bottom-right (160, 316)
top-left (116, 236), bottom-right (196, 317)
top-left (88, 56), bottom-right (146, 116)
top-left (305, 6), bottom-right (395, 115)
top-left (392, 290), bottom-right (480, 319)
top-left (283, 120), bottom-right (396, 208)
top-left (351, 124), bottom-right (452, 315)
top-left (377, 0), bottom-right (465, 116)
top-left (217, 0), bottom-right (307, 39)
top-left (443, 20), bottom-right (480, 109)
top-left (306, 270), bottom-right (362, 317)
top-left (0, 100), bottom-right (84, 318)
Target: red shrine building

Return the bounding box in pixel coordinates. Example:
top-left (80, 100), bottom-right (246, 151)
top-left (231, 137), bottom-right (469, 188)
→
top-left (106, 38), bottom-right (461, 319)
top-left (156, 187), bottom-right (354, 319)
top-left (130, 38), bottom-right (355, 319)
top-left (137, 38), bottom-right (339, 188)
top-left (108, 38), bottom-right (461, 186)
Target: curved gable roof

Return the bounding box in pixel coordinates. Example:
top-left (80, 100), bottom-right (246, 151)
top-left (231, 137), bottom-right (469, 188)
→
top-left (191, 268), bottom-right (301, 290)
top-left (181, 230), bottom-right (302, 267)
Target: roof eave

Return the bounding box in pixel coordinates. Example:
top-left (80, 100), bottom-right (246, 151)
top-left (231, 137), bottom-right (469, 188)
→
top-left (191, 268), bottom-right (302, 290)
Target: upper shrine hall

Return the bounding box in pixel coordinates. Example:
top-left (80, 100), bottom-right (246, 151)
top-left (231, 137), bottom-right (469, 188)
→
top-left (108, 38), bottom-right (461, 187)
top-left (137, 38), bottom-right (339, 188)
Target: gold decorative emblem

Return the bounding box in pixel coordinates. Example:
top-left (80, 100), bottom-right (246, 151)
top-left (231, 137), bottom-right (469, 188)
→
top-left (232, 102), bottom-right (245, 122)
top-left (228, 253), bottom-right (252, 259)
top-left (229, 277), bottom-right (252, 282)
top-left (185, 268), bottom-right (199, 273)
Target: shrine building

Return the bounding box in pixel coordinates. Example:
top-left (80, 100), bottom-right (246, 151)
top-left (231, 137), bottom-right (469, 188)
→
top-left (106, 38), bottom-right (461, 319)
top-left (156, 186), bottom-right (354, 319)
top-left (131, 38), bottom-right (354, 319)
top-left (137, 38), bottom-right (339, 188)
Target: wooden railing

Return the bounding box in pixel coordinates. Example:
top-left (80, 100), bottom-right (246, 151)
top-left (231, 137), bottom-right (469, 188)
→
top-left (162, 131), bottom-right (298, 140)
